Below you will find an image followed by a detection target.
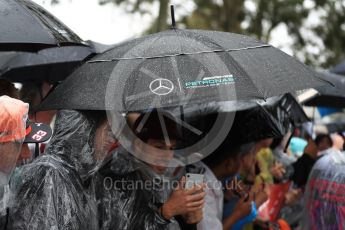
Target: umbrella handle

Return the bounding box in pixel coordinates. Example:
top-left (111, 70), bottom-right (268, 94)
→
top-left (284, 129), bottom-right (294, 152)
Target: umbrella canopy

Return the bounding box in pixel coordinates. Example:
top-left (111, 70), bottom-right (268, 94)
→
top-left (0, 46), bottom-right (94, 83)
top-left (86, 40), bottom-right (116, 54)
top-left (0, 0), bottom-right (86, 51)
top-left (331, 59), bottom-right (345, 76)
top-left (303, 72), bottom-right (345, 108)
top-left (184, 93), bottom-right (308, 136)
top-left (185, 104), bottom-right (286, 148)
top-left (39, 29), bottom-right (328, 111)
top-left (314, 120), bottom-right (345, 134)
top-left (177, 93), bottom-right (308, 127)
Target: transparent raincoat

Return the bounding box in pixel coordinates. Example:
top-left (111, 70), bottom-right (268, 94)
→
top-left (0, 96), bottom-right (27, 229)
top-left (7, 110), bottom-right (116, 230)
top-left (302, 149), bottom-right (345, 230)
top-left (95, 147), bottom-right (204, 230)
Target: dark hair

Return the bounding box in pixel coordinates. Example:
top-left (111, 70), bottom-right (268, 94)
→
top-left (202, 132), bottom-right (255, 167)
top-left (132, 109), bottom-right (181, 142)
top-left (270, 138), bottom-right (283, 149)
top-left (0, 79), bottom-right (19, 98)
top-left (315, 134), bottom-right (332, 147)
top-left (19, 82), bottom-right (42, 111)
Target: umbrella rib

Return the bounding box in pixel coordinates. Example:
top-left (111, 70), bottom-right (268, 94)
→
top-left (170, 57), bottom-right (182, 89)
top-left (157, 109), bottom-right (171, 146)
top-left (140, 67), bottom-right (161, 80)
top-left (171, 116), bottom-right (203, 136)
top-left (87, 45), bottom-right (271, 63)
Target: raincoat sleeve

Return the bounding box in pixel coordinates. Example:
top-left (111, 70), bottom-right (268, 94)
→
top-left (8, 160), bottom-right (97, 230)
top-left (197, 187), bottom-right (223, 230)
top-left (95, 152), bottom-right (171, 230)
top-left (197, 163), bottom-right (223, 230)
top-left (96, 175), bottom-right (171, 230)
top-left (144, 202), bottom-right (172, 229)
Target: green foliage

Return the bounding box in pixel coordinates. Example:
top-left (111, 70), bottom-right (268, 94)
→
top-left (47, 0), bottom-right (345, 68)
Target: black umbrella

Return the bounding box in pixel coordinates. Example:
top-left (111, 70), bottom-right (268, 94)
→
top-left (86, 40), bottom-right (116, 54)
top-left (39, 28), bottom-right (328, 112)
top-left (331, 60), bottom-right (345, 76)
top-left (315, 120), bottom-right (345, 133)
top-left (0, 46), bottom-right (94, 83)
top-left (163, 93), bottom-right (307, 164)
top-left (0, 0), bottom-right (86, 51)
top-left (184, 104), bottom-right (286, 149)
top-left (302, 72), bottom-right (345, 108)
top-left (184, 93), bottom-right (308, 139)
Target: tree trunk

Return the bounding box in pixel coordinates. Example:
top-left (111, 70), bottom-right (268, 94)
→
top-left (155, 0), bottom-right (169, 32)
top-left (222, 0), bottom-right (244, 33)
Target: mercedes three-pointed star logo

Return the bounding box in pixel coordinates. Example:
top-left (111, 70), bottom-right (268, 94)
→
top-left (149, 78), bottom-right (174, 96)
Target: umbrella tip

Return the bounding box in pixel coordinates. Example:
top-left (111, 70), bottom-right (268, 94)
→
top-left (170, 5), bottom-right (176, 29)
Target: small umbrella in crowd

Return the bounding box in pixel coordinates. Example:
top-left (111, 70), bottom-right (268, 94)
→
top-left (315, 120), bottom-right (345, 133)
top-left (0, 0), bottom-right (86, 52)
top-left (302, 72), bottom-right (345, 108)
top-left (189, 93), bottom-right (308, 138)
top-left (170, 92), bottom-right (309, 163)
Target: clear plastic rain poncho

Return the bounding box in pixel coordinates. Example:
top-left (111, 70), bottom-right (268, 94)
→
top-left (94, 109), bottom-right (205, 230)
top-left (94, 148), bottom-right (204, 230)
top-left (7, 110), bottom-right (116, 230)
top-left (302, 148), bottom-right (345, 230)
top-left (0, 96), bottom-right (27, 228)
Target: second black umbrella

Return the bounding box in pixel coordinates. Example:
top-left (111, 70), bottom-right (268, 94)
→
top-left (303, 72), bottom-right (345, 108)
top-left (0, 46), bottom-right (94, 83)
top-left (0, 0), bottom-right (86, 51)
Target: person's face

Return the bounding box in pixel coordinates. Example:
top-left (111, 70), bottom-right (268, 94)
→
top-left (260, 138), bottom-right (274, 148)
top-left (136, 138), bottom-right (176, 174)
top-left (225, 157), bottom-right (241, 177)
top-left (31, 111), bottom-right (56, 125)
top-left (332, 134), bottom-right (345, 151)
top-left (240, 150), bottom-right (256, 173)
top-left (16, 143), bottom-right (31, 165)
top-left (94, 120), bottom-right (117, 162)
top-left (0, 142), bottom-right (21, 175)
top-left (317, 138), bottom-right (332, 152)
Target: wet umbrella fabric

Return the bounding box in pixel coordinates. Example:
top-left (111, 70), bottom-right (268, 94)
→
top-left (303, 72), bottom-right (345, 108)
top-left (0, 0), bottom-right (86, 52)
top-left (39, 29), bottom-right (328, 112)
top-left (0, 46), bottom-right (94, 83)
top-left (86, 40), bottom-right (116, 54)
top-left (184, 93), bottom-right (308, 145)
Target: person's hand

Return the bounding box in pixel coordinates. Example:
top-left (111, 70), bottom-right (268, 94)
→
top-left (224, 178), bottom-right (246, 201)
top-left (285, 188), bottom-right (301, 205)
top-left (231, 194), bottom-right (253, 221)
top-left (270, 162), bottom-right (285, 180)
top-left (160, 177), bottom-right (205, 220)
top-left (184, 209), bottom-right (203, 224)
top-left (254, 188), bottom-right (268, 208)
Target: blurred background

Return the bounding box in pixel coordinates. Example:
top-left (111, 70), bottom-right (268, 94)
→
top-left (34, 0), bottom-right (345, 70)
